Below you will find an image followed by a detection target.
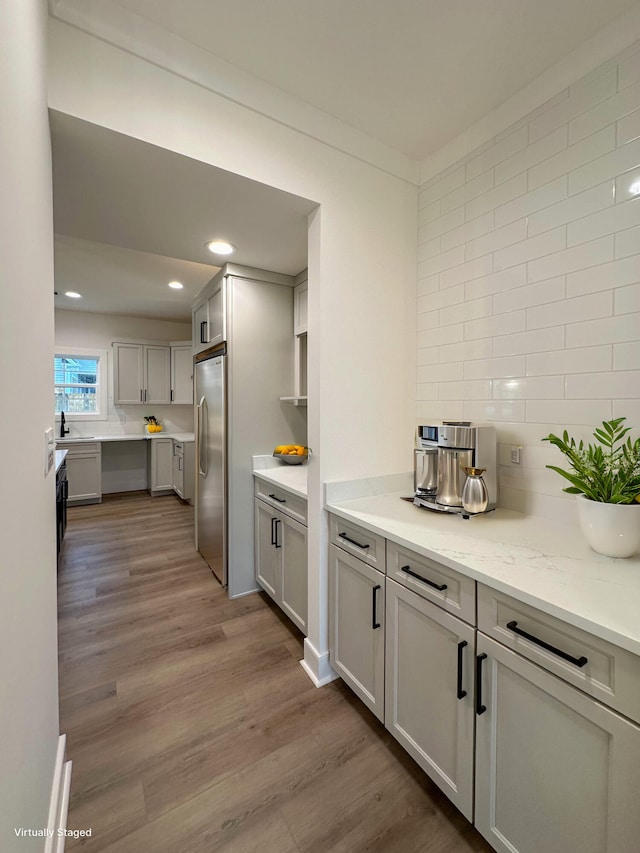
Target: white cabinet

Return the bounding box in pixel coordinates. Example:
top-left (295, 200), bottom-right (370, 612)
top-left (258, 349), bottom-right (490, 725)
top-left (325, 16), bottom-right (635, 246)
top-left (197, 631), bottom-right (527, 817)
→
top-left (113, 343), bottom-right (170, 404)
top-left (385, 578), bottom-right (475, 820)
top-left (170, 344), bottom-right (193, 404)
top-left (192, 275), bottom-right (226, 354)
top-left (475, 633), bottom-right (640, 853)
top-left (148, 438), bottom-right (173, 495)
top-left (293, 279), bottom-right (308, 336)
top-left (329, 543), bottom-right (385, 722)
top-left (59, 441), bottom-right (102, 505)
top-left (172, 440), bottom-right (194, 502)
top-left (255, 490), bottom-right (307, 633)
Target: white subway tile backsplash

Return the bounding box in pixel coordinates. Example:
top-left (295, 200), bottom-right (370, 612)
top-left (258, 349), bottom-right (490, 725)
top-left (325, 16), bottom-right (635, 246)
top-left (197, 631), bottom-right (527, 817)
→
top-left (613, 341), bottom-right (640, 370)
top-left (464, 356), bottom-right (526, 380)
top-left (528, 67), bottom-right (617, 143)
top-left (526, 291), bottom-right (612, 330)
top-left (415, 46), bottom-right (640, 516)
top-left (615, 281), bottom-right (640, 313)
top-left (529, 126), bottom-right (616, 190)
top-left (494, 176), bottom-right (567, 228)
top-left (525, 399), bottom-right (613, 425)
top-left (493, 376), bottom-right (564, 399)
top-left (496, 126), bottom-right (567, 185)
top-left (526, 346), bottom-right (611, 376)
top-left (565, 371), bottom-right (640, 398)
top-left (493, 276), bottom-right (565, 314)
top-left (568, 197), bottom-right (640, 246)
top-left (617, 108), bottom-right (640, 147)
top-left (465, 127), bottom-right (528, 181)
top-left (527, 236), bottom-right (613, 283)
top-left (527, 181), bottom-right (613, 237)
top-left (440, 170), bottom-right (495, 214)
top-left (568, 80), bottom-right (640, 145)
top-left (440, 254), bottom-right (493, 289)
top-left (493, 326), bottom-right (565, 357)
top-left (465, 173), bottom-right (527, 221)
top-left (494, 227), bottom-right (566, 272)
top-left (568, 136), bottom-right (640, 195)
top-left (614, 224), bottom-right (640, 258)
top-left (464, 310), bottom-right (525, 341)
top-left (565, 312), bottom-right (640, 347)
top-left (441, 211), bottom-right (495, 251)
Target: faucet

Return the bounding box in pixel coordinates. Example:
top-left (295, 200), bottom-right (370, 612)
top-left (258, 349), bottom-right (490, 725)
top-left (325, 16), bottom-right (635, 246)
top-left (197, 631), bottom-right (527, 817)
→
top-left (60, 411), bottom-right (70, 438)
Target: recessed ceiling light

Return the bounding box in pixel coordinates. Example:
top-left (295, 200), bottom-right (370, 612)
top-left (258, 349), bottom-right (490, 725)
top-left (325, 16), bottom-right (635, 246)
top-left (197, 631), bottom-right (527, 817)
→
top-left (168, 281), bottom-right (184, 290)
top-left (65, 291), bottom-right (82, 299)
top-left (206, 240), bottom-right (235, 256)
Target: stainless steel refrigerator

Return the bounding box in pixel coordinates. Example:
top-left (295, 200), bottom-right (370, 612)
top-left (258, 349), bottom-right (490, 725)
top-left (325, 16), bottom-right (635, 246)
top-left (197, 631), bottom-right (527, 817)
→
top-left (195, 346), bottom-right (227, 586)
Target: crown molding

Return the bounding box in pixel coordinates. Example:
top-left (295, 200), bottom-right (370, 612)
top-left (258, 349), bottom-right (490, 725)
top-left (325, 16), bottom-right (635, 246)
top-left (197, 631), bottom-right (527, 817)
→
top-left (48, 0), bottom-right (420, 186)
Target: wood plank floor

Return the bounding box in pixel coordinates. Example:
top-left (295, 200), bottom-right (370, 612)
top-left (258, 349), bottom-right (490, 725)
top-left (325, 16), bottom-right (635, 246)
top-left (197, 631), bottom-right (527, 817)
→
top-left (58, 491), bottom-right (493, 853)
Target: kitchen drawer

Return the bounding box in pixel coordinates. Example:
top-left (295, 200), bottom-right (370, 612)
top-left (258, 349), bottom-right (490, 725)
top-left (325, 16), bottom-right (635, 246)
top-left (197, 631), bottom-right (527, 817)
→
top-left (254, 478), bottom-right (307, 525)
top-left (57, 441), bottom-right (101, 456)
top-left (478, 584), bottom-right (640, 724)
top-left (329, 514), bottom-right (386, 572)
top-left (387, 541), bottom-right (475, 625)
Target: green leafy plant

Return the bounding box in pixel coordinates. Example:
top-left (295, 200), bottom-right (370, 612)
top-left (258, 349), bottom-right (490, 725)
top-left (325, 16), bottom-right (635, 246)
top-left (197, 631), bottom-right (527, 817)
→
top-left (542, 418), bottom-right (640, 504)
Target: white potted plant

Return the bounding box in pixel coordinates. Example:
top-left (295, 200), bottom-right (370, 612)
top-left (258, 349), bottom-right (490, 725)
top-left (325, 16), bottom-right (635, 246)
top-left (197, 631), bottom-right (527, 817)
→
top-left (542, 418), bottom-right (640, 558)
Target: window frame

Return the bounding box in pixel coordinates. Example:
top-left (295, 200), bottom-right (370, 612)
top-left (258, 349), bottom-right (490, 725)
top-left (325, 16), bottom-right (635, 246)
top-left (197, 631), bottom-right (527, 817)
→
top-left (54, 348), bottom-right (108, 422)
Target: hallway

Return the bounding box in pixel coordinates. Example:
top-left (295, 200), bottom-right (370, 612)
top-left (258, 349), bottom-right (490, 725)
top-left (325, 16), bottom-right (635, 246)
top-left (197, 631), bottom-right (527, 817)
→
top-left (57, 492), bottom-right (491, 852)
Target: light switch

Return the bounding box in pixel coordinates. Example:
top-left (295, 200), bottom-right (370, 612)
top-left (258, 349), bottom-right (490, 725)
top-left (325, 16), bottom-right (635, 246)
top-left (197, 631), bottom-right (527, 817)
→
top-left (45, 427), bottom-right (55, 475)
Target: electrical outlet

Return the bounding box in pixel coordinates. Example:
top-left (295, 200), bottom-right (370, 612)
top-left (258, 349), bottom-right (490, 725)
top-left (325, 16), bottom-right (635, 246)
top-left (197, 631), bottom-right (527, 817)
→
top-left (511, 445), bottom-right (523, 465)
top-left (45, 427), bottom-right (55, 475)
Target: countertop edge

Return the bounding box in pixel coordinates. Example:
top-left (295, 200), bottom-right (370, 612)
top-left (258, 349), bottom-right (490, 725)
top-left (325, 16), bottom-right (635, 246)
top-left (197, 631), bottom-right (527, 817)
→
top-left (253, 467), bottom-right (308, 500)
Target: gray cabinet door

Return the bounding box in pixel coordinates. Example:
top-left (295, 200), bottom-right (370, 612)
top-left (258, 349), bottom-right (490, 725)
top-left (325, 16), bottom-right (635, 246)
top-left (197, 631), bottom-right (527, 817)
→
top-left (113, 343), bottom-right (143, 404)
top-left (144, 345), bottom-right (171, 404)
top-left (475, 633), bottom-right (640, 853)
top-left (385, 578), bottom-right (475, 820)
top-left (255, 498), bottom-right (278, 601)
top-left (329, 544), bottom-right (385, 721)
top-left (149, 438), bottom-right (173, 492)
top-left (170, 345), bottom-right (193, 404)
top-left (280, 513), bottom-right (307, 634)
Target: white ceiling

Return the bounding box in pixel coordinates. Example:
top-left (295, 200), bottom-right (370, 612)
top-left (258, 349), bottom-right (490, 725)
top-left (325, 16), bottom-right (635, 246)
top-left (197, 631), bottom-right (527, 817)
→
top-left (111, 0), bottom-right (640, 161)
top-left (50, 111), bottom-right (315, 321)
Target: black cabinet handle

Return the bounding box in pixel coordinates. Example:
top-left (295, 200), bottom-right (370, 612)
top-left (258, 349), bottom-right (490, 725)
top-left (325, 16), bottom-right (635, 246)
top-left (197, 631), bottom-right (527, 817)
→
top-left (372, 584), bottom-right (381, 630)
top-left (476, 653), bottom-right (487, 715)
top-left (339, 532), bottom-right (369, 550)
top-left (200, 320), bottom-right (208, 344)
top-left (270, 517), bottom-right (277, 546)
top-left (274, 518), bottom-right (282, 549)
top-left (457, 641), bottom-right (468, 699)
top-left (400, 565), bottom-right (447, 592)
top-left (506, 620), bottom-right (588, 668)
top-left (269, 493), bottom-right (286, 504)
top-left (170, 389), bottom-right (174, 402)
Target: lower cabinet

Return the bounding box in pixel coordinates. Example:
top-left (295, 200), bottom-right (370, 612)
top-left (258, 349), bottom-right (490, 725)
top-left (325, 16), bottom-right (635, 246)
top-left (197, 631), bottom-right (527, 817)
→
top-left (329, 544), bottom-right (385, 722)
top-left (475, 633), bottom-right (640, 853)
top-left (385, 578), bottom-right (475, 819)
top-left (172, 440), bottom-right (194, 502)
top-left (63, 442), bottom-right (102, 505)
top-left (255, 496), bottom-right (307, 634)
top-left (148, 438), bottom-right (173, 495)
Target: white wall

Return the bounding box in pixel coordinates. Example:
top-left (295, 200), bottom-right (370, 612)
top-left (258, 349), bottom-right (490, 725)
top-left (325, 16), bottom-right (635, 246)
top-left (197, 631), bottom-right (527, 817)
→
top-left (55, 309), bottom-right (194, 434)
top-left (417, 41), bottom-right (640, 525)
top-left (0, 2), bottom-right (61, 849)
top-left (47, 20), bottom-right (417, 682)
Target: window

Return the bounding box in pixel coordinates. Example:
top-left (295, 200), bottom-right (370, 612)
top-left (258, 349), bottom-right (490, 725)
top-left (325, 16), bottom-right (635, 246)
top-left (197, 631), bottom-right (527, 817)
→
top-left (54, 349), bottom-right (107, 421)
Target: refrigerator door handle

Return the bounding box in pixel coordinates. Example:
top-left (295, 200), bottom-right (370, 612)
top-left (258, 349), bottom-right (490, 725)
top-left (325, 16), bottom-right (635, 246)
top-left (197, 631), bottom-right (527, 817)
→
top-left (197, 395), bottom-right (209, 478)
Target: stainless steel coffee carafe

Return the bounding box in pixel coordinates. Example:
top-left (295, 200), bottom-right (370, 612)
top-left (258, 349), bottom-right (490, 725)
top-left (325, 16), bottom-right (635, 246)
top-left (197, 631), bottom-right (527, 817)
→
top-left (414, 448), bottom-right (437, 495)
top-left (437, 446), bottom-right (473, 506)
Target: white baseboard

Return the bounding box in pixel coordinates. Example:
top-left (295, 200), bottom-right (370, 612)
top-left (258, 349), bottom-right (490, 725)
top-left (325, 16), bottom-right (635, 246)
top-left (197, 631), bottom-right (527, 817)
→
top-left (300, 638), bottom-right (338, 687)
top-left (44, 735), bottom-right (72, 853)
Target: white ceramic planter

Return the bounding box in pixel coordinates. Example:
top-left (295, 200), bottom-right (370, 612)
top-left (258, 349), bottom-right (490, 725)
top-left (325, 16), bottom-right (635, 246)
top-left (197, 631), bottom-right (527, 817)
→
top-left (576, 494), bottom-right (640, 558)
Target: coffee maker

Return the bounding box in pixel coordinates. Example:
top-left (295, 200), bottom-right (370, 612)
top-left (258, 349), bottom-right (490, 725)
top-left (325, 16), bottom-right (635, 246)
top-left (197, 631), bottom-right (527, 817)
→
top-left (414, 422), bottom-right (497, 516)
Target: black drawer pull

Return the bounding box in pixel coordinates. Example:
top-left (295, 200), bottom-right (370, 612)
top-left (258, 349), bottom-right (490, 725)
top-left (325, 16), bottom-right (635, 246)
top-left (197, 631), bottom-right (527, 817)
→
top-left (400, 565), bottom-right (447, 592)
top-left (339, 532), bottom-right (369, 550)
top-left (269, 493), bottom-right (286, 503)
top-left (506, 620), bottom-right (588, 668)
top-left (476, 653), bottom-right (487, 715)
top-left (457, 641), bottom-right (468, 699)
top-left (372, 584), bottom-right (381, 630)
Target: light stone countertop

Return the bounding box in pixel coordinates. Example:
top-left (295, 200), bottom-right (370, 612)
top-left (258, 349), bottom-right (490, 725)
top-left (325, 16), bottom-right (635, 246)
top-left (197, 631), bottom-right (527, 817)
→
top-left (55, 449), bottom-right (67, 473)
top-left (56, 432), bottom-right (194, 445)
top-left (252, 454), bottom-right (308, 499)
top-left (325, 475), bottom-right (640, 657)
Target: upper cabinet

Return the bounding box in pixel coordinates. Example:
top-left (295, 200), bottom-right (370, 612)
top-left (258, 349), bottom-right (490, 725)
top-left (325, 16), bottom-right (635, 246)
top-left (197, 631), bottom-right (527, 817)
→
top-left (193, 274), bottom-right (226, 354)
top-left (293, 278), bottom-right (308, 336)
top-left (113, 340), bottom-right (192, 405)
